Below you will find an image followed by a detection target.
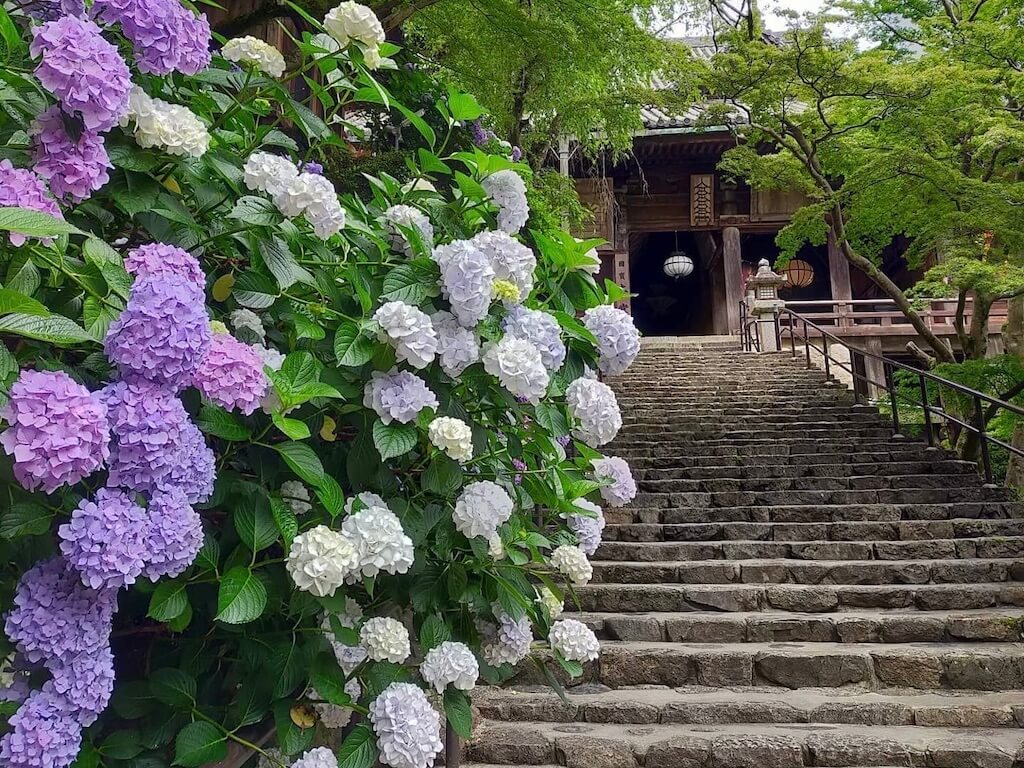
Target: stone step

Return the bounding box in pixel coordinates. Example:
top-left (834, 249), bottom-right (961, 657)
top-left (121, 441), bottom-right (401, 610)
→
top-left (631, 461), bottom-right (975, 481)
top-left (621, 405), bottom-right (878, 417)
top-left (627, 448), bottom-right (959, 466)
top-left (574, 582), bottom-right (1024, 614)
top-left (474, 685), bottom-right (1024, 729)
top-left (626, 487), bottom-right (1013, 509)
top-left (611, 503), bottom-right (1024, 525)
top-left (612, 426), bottom-right (894, 441)
top-left (611, 441), bottom-right (930, 458)
top-left (576, 608), bottom-right (1024, 643)
top-left (619, 415), bottom-right (884, 430)
top-left (525, 641), bottom-right (1024, 691)
top-left (599, 516), bottom-right (1024, 541)
top-left (466, 719), bottom-right (1024, 768)
top-left (635, 474), bottom-right (982, 493)
top-left (589, 558), bottom-right (1024, 586)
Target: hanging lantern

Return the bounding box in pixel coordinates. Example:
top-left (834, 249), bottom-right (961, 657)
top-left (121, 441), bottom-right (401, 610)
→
top-left (664, 252), bottom-right (694, 279)
top-left (785, 259), bottom-right (815, 288)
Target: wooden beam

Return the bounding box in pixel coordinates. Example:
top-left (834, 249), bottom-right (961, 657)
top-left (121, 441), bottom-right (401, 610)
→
top-left (723, 226), bottom-right (743, 334)
top-left (828, 229), bottom-right (852, 302)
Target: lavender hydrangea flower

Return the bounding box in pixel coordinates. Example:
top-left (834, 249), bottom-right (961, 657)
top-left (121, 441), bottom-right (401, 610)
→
top-left (105, 275), bottom-right (211, 390)
top-left (100, 377), bottom-right (189, 494)
top-left (431, 310), bottom-right (480, 377)
top-left (59, 488), bottom-right (150, 590)
top-left (369, 683), bottom-right (443, 768)
top-left (93, 0), bottom-right (212, 76)
top-left (0, 160), bottom-right (64, 246)
top-left (30, 107), bottom-right (111, 202)
top-left (582, 304), bottom-right (641, 376)
top-left (481, 169), bottom-right (529, 234)
top-left (433, 240), bottom-right (495, 328)
top-left (192, 333), bottom-right (268, 415)
top-left (30, 16), bottom-right (130, 132)
top-left (143, 489), bottom-right (204, 579)
top-left (469, 119), bottom-right (489, 146)
top-left (566, 498), bottom-right (605, 556)
top-left (591, 456), bottom-right (637, 507)
top-left (300, 160), bottom-right (324, 175)
top-left (480, 608), bottom-right (532, 667)
top-left (502, 305), bottom-right (565, 373)
top-left (0, 370), bottom-right (109, 494)
top-left (47, 646), bottom-right (115, 726)
top-left (472, 230), bottom-right (536, 300)
top-left (24, 0), bottom-right (85, 21)
top-left (124, 242), bottom-right (205, 290)
top-left (363, 369), bottom-right (438, 425)
top-left (0, 688), bottom-right (83, 768)
top-left (5, 557), bottom-right (116, 665)
top-left (162, 421), bottom-right (216, 504)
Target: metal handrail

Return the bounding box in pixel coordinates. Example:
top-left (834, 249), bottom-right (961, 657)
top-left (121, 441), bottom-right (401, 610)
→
top-left (740, 301), bottom-right (1024, 485)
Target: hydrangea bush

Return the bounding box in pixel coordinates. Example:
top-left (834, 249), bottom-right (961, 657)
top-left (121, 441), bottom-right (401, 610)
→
top-left (0, 3), bottom-right (640, 768)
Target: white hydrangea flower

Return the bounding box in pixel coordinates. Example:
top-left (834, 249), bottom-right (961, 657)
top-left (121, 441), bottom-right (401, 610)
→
top-left (583, 305), bottom-right (641, 376)
top-left (229, 308), bottom-right (265, 342)
top-left (591, 456), bottom-right (637, 507)
top-left (402, 178), bottom-right (436, 194)
top-left (431, 310), bottom-right (480, 377)
top-left (453, 480), bottom-right (513, 540)
top-left (363, 44), bottom-right (383, 69)
top-left (373, 301), bottom-right (438, 369)
top-left (549, 618), bottom-right (600, 663)
top-left (324, 1), bottom-right (385, 47)
top-left (481, 169), bottom-right (529, 234)
top-left (471, 230), bottom-right (536, 300)
top-left (321, 597), bottom-right (364, 634)
top-left (427, 417), bottom-right (473, 462)
top-left (482, 336), bottom-right (549, 403)
top-left (332, 641), bottom-right (368, 675)
top-left (382, 205), bottom-right (434, 256)
top-left (280, 480), bottom-right (312, 516)
top-left (433, 239), bottom-right (495, 328)
top-left (566, 378), bottom-right (622, 447)
top-left (341, 504), bottom-right (415, 578)
top-left (369, 682), bottom-right (443, 768)
top-left (360, 617), bottom-right (411, 663)
top-left (286, 525), bottom-right (359, 597)
top-left (122, 86), bottom-right (209, 157)
top-left (222, 36), bottom-right (286, 77)
top-left (566, 498), bottom-right (605, 556)
top-left (502, 305), bottom-right (566, 373)
top-left (536, 585), bottom-right (563, 620)
top-left (311, 677), bottom-right (361, 729)
top-left (243, 151), bottom-right (299, 197)
top-left (480, 608), bottom-right (532, 667)
top-left (344, 491), bottom-right (388, 515)
top-left (363, 369), bottom-right (439, 425)
top-left (487, 532), bottom-right (505, 560)
top-left (551, 544), bottom-right (593, 587)
top-left (419, 641), bottom-right (479, 694)
top-left (253, 343), bottom-right (286, 372)
top-left (289, 746), bottom-right (338, 768)
top-left (273, 172), bottom-right (346, 239)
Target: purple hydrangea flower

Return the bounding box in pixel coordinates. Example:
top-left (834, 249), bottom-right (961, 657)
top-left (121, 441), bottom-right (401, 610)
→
top-left (58, 488), bottom-right (150, 590)
top-left (104, 275), bottom-right (211, 390)
top-left (556, 435), bottom-right (571, 448)
top-left (503, 305), bottom-right (565, 373)
top-left (300, 160), bottom-right (324, 175)
top-left (0, 688), bottom-right (83, 768)
top-left (143, 488), bottom-right (204, 579)
top-left (0, 160), bottom-right (64, 246)
top-left (0, 370), bottom-right (109, 494)
top-left (0, 677), bottom-right (31, 705)
top-left (30, 16), bottom-right (130, 132)
top-left (191, 333), bottom-right (268, 415)
top-left (363, 368), bottom-right (439, 425)
top-left (100, 377), bottom-right (189, 494)
top-left (30, 107), bottom-right (111, 203)
top-left (162, 420), bottom-right (216, 504)
top-left (469, 119), bottom-right (489, 146)
top-left (591, 456), bottom-right (637, 507)
top-left (4, 557), bottom-right (117, 665)
top-left (93, 0), bottom-right (212, 76)
top-left (124, 242), bottom-right (205, 290)
top-left (47, 647), bottom-right (115, 726)
top-left (24, 0), bottom-right (85, 21)
top-left (512, 457), bottom-right (527, 486)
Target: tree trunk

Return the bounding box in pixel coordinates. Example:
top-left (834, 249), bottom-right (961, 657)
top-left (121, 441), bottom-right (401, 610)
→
top-left (1002, 296), bottom-right (1024, 486)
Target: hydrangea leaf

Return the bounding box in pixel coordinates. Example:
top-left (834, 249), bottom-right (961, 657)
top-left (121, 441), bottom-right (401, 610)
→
top-left (380, 259), bottom-right (441, 305)
top-left (334, 321), bottom-right (375, 367)
top-left (372, 419), bottom-right (418, 459)
top-left (150, 669), bottom-right (197, 710)
top-left (0, 313), bottom-right (95, 345)
top-left (215, 566), bottom-right (268, 624)
top-left (148, 581), bottom-right (188, 622)
top-left (0, 287), bottom-right (49, 317)
top-left (443, 687), bottom-right (473, 738)
top-left (196, 404), bottom-right (252, 441)
top-left (276, 441), bottom-right (325, 487)
top-left (172, 722), bottom-right (227, 767)
top-left (228, 195), bottom-right (282, 226)
top-left (418, 614), bottom-right (450, 653)
top-left (310, 654), bottom-right (354, 706)
top-left (0, 206), bottom-right (82, 237)
top-left (336, 724), bottom-right (378, 768)
top-left (0, 502), bottom-right (52, 538)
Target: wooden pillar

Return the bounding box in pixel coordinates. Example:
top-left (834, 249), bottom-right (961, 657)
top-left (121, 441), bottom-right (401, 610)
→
top-left (723, 226), bottom-right (743, 334)
top-left (828, 229), bottom-right (852, 306)
top-left (863, 336), bottom-right (886, 400)
top-left (697, 232), bottom-right (728, 335)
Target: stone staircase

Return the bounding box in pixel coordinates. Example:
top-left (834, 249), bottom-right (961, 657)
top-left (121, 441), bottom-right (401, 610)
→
top-left (466, 339), bottom-right (1024, 768)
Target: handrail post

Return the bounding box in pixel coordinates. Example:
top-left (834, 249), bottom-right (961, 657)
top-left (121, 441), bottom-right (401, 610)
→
top-left (804, 318), bottom-right (811, 369)
top-left (789, 313), bottom-right (796, 359)
top-left (973, 394), bottom-right (994, 485)
top-left (822, 334), bottom-right (830, 381)
top-left (773, 310), bottom-right (781, 351)
top-left (919, 373), bottom-right (934, 447)
top-left (885, 361), bottom-right (902, 437)
top-left (446, 722), bottom-right (462, 768)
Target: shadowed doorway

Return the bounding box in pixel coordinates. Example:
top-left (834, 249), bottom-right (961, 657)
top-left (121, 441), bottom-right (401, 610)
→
top-left (630, 231), bottom-right (713, 336)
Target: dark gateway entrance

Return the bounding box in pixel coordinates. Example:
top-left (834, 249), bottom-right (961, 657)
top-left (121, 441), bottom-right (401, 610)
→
top-left (630, 231), bottom-right (714, 336)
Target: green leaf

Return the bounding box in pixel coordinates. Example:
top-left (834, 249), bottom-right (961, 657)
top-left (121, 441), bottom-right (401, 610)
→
top-left (233, 494), bottom-right (278, 552)
top-left (555, 653), bottom-right (584, 679)
top-left (229, 195), bottom-right (282, 226)
top-left (535, 403), bottom-right (570, 437)
top-left (195, 533), bottom-right (220, 571)
top-left (83, 297), bottom-right (119, 341)
top-left (447, 89), bottom-right (484, 122)
top-left (83, 238), bottom-right (131, 299)
top-left (148, 581), bottom-right (188, 622)
top-left (5, 253), bottom-right (40, 296)
top-left (372, 420), bottom-right (417, 460)
top-left (110, 682), bottom-right (155, 720)
top-left (172, 722), bottom-right (227, 767)
top-left (270, 498), bottom-right (299, 548)
top-left (336, 724), bottom-right (378, 768)
top-left (276, 442), bottom-right (325, 486)
top-left (273, 412), bottom-right (312, 440)
top-left (261, 236), bottom-right (312, 290)
top-left (310, 654), bottom-right (354, 706)
top-left (0, 207), bottom-right (82, 238)
top-left (233, 271), bottom-right (279, 309)
top-left (0, 314), bottom-right (95, 345)
top-left (100, 730), bottom-right (144, 760)
top-left (422, 455), bottom-right (463, 496)
top-left (334, 321), bottom-right (375, 367)
top-left (150, 669), bottom-right (196, 709)
top-left (447, 562), bottom-right (468, 601)
top-left (272, 700), bottom-right (315, 756)
top-left (0, 344), bottom-right (16, 380)
top-left (195, 404), bottom-right (252, 441)
top-left (417, 149), bottom-right (451, 175)
top-left (381, 260), bottom-right (441, 305)
top-left (215, 567), bottom-right (268, 624)
top-left (0, 503), bottom-right (52, 538)
top-left (443, 688), bottom-right (474, 738)
top-left (418, 614), bottom-right (450, 653)
top-left (0, 287), bottom-right (49, 317)
top-left (314, 473), bottom-right (345, 518)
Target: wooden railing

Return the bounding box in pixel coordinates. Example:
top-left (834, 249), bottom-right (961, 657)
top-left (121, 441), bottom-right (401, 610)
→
top-left (778, 298), bottom-right (1009, 337)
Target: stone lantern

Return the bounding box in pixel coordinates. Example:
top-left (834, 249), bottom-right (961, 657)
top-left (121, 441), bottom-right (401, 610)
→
top-left (745, 258), bottom-right (787, 352)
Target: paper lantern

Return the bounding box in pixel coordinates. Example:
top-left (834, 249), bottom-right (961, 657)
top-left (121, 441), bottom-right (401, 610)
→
top-left (785, 259), bottom-right (814, 288)
top-left (663, 252), bottom-right (694, 279)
